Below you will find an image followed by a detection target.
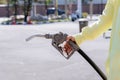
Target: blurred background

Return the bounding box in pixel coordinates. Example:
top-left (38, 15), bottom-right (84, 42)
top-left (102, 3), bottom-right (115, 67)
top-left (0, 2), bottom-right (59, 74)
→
top-left (0, 0), bottom-right (107, 25)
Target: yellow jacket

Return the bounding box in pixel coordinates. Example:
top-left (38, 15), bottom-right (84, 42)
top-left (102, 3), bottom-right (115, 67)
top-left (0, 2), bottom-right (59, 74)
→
top-left (74, 0), bottom-right (120, 80)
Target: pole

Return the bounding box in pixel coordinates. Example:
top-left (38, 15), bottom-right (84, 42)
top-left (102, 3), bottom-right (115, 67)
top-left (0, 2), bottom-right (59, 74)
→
top-left (89, 0), bottom-right (93, 20)
top-left (14, 0), bottom-right (17, 22)
top-left (77, 0), bottom-right (82, 17)
top-left (54, 0), bottom-right (58, 16)
top-left (65, 0), bottom-right (68, 16)
top-left (7, 0), bottom-right (10, 18)
top-left (101, 0), bottom-right (103, 14)
top-left (31, 0), bottom-right (36, 17)
top-left (24, 0), bottom-right (27, 23)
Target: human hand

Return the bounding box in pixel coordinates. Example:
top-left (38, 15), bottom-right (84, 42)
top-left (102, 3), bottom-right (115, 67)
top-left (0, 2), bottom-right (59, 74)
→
top-left (64, 36), bottom-right (75, 55)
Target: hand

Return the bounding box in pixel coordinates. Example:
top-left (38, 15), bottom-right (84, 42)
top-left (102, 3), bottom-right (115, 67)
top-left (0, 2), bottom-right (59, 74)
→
top-left (64, 36), bottom-right (75, 55)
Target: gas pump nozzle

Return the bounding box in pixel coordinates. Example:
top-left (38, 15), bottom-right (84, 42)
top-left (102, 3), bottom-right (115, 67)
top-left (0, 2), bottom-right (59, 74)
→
top-left (26, 32), bottom-right (79, 59)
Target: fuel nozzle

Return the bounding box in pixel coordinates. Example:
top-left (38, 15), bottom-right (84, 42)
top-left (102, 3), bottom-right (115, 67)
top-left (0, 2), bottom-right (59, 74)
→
top-left (26, 32), bottom-right (79, 59)
top-left (26, 34), bottom-right (53, 41)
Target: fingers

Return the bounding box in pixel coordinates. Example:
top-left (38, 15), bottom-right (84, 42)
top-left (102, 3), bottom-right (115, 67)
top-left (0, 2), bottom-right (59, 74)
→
top-left (64, 42), bottom-right (72, 54)
top-left (66, 36), bottom-right (75, 42)
top-left (63, 36), bottom-right (75, 55)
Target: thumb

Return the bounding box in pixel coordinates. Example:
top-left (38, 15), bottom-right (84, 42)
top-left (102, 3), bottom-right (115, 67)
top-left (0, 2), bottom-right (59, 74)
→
top-left (66, 36), bottom-right (75, 42)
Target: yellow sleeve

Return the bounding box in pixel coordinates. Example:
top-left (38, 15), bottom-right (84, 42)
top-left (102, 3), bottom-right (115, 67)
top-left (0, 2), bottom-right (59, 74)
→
top-left (74, 0), bottom-right (114, 45)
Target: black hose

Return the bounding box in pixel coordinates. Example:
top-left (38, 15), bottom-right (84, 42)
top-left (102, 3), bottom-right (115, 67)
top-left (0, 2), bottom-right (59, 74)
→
top-left (77, 49), bottom-right (107, 80)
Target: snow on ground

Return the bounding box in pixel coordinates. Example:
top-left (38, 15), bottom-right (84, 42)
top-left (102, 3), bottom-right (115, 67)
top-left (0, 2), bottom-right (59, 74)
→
top-left (0, 22), bottom-right (110, 80)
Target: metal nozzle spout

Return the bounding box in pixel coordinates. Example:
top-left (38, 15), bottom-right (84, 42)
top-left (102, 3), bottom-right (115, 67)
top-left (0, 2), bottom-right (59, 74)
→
top-left (26, 34), bottom-right (53, 42)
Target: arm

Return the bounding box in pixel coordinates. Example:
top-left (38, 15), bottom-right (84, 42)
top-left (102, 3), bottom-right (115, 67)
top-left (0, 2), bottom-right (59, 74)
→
top-left (74, 0), bottom-right (114, 45)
